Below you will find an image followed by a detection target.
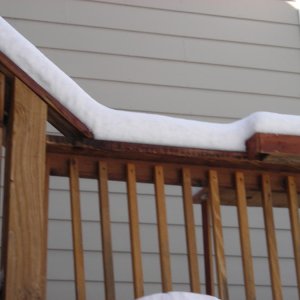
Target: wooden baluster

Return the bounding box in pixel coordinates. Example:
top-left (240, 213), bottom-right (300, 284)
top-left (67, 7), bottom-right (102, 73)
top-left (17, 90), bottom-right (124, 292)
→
top-left (235, 172), bottom-right (256, 300)
top-left (154, 165), bottom-right (172, 291)
top-left (127, 163), bottom-right (144, 298)
top-left (182, 167), bottom-right (201, 293)
top-left (209, 170), bottom-right (229, 300)
top-left (69, 159), bottom-right (86, 300)
top-left (41, 159), bottom-right (51, 292)
top-left (287, 176), bottom-right (300, 298)
top-left (261, 174), bottom-right (282, 300)
top-left (98, 162), bottom-right (115, 300)
top-left (202, 200), bottom-right (214, 296)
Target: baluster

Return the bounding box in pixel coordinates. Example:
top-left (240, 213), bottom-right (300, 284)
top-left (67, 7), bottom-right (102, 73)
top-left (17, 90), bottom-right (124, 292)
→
top-left (154, 165), bottom-right (172, 291)
top-left (202, 199), bottom-right (214, 295)
top-left (127, 163), bottom-right (144, 298)
top-left (209, 170), bottom-right (229, 300)
top-left (287, 176), bottom-right (300, 298)
top-left (98, 162), bottom-right (115, 300)
top-left (69, 159), bottom-right (86, 300)
top-left (235, 172), bottom-right (256, 300)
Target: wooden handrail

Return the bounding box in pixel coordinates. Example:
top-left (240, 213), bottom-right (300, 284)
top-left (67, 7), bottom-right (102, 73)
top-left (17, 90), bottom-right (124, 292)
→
top-left (182, 167), bottom-right (201, 293)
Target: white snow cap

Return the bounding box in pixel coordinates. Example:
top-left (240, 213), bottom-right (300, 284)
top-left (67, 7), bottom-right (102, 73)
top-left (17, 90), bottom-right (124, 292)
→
top-left (136, 292), bottom-right (219, 300)
top-left (1, 16), bottom-right (300, 151)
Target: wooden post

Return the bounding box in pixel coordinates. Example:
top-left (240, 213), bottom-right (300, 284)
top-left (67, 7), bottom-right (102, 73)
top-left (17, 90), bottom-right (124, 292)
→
top-left (0, 73), bottom-right (5, 144)
top-left (3, 78), bottom-right (47, 299)
top-left (0, 73), bottom-right (7, 271)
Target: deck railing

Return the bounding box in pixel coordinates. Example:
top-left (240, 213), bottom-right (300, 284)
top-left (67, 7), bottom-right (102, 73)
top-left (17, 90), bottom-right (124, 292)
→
top-left (0, 69), bottom-right (299, 300)
top-left (46, 140), bottom-right (300, 300)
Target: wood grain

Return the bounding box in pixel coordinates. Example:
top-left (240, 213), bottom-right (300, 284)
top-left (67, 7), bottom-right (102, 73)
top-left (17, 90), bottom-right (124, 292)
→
top-left (0, 51), bottom-right (92, 139)
top-left (261, 174), bottom-right (283, 300)
top-left (3, 78), bottom-right (47, 299)
top-left (47, 136), bottom-right (300, 200)
top-left (182, 167), bottom-right (201, 293)
top-left (127, 163), bottom-right (144, 298)
top-left (0, 72), bottom-right (6, 270)
top-left (42, 159), bottom-right (50, 297)
top-left (286, 176), bottom-right (300, 298)
top-left (69, 159), bottom-right (86, 300)
top-left (235, 172), bottom-right (256, 300)
top-left (0, 72), bottom-right (4, 127)
top-left (98, 161), bottom-right (116, 300)
top-left (209, 170), bottom-right (229, 300)
top-left (247, 133), bottom-right (300, 159)
top-left (202, 200), bottom-right (214, 296)
top-left (154, 165), bottom-right (172, 291)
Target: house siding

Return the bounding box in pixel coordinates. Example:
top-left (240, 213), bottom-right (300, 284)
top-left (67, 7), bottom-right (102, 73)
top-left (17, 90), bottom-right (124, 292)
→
top-left (0, 0), bottom-right (300, 299)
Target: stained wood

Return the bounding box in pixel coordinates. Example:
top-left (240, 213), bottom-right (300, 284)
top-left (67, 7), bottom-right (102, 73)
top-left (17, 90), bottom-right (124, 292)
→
top-left (261, 174), bottom-right (283, 300)
top-left (0, 72), bottom-right (6, 270)
top-left (0, 72), bottom-right (4, 126)
top-left (42, 159), bottom-right (50, 292)
top-left (154, 165), bottom-right (172, 291)
top-left (0, 51), bottom-right (92, 139)
top-left (46, 133), bottom-right (300, 173)
top-left (247, 133), bottom-right (300, 159)
top-left (209, 170), bottom-right (229, 300)
top-left (286, 176), bottom-right (300, 298)
top-left (47, 136), bottom-right (300, 198)
top-left (69, 159), bottom-right (86, 300)
top-left (235, 172), bottom-right (256, 300)
top-left (182, 167), bottom-right (201, 293)
top-left (215, 187), bottom-right (298, 208)
top-left (202, 200), bottom-right (214, 296)
top-left (3, 78), bottom-right (47, 299)
top-left (98, 161), bottom-right (116, 300)
top-left (127, 163), bottom-right (144, 298)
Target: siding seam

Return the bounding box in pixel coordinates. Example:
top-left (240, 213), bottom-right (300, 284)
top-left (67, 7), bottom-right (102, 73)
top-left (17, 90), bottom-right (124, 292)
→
top-left (78, 0), bottom-right (300, 26)
top-left (5, 16), bottom-right (300, 50)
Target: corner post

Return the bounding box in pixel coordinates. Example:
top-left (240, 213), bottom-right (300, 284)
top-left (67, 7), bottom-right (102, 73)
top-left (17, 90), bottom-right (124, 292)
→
top-left (2, 78), bottom-right (48, 299)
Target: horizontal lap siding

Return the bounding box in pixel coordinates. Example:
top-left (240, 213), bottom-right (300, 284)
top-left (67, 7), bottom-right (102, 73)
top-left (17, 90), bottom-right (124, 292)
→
top-left (1, 0), bottom-right (300, 299)
top-left (3, 16), bottom-right (300, 121)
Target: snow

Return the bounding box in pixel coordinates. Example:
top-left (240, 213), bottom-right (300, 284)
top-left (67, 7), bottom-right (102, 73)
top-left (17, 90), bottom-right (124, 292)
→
top-left (1, 16), bottom-right (300, 151)
top-left (136, 292), bottom-right (219, 300)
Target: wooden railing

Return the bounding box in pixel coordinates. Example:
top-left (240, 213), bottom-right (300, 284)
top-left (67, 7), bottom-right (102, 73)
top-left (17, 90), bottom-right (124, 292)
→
top-left (0, 68), bottom-right (299, 300)
top-left (45, 145), bottom-right (300, 300)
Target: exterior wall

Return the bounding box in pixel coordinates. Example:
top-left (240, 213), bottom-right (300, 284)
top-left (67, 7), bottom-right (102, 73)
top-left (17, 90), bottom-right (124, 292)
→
top-left (0, 0), bottom-right (299, 299)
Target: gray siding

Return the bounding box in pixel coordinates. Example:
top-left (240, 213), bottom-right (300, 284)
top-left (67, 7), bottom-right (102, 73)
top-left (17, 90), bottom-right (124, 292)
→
top-left (1, 0), bottom-right (300, 299)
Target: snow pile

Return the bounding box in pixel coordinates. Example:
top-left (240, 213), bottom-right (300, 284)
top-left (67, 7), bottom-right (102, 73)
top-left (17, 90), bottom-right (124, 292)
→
top-left (136, 292), bottom-right (219, 300)
top-left (1, 17), bottom-right (300, 151)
